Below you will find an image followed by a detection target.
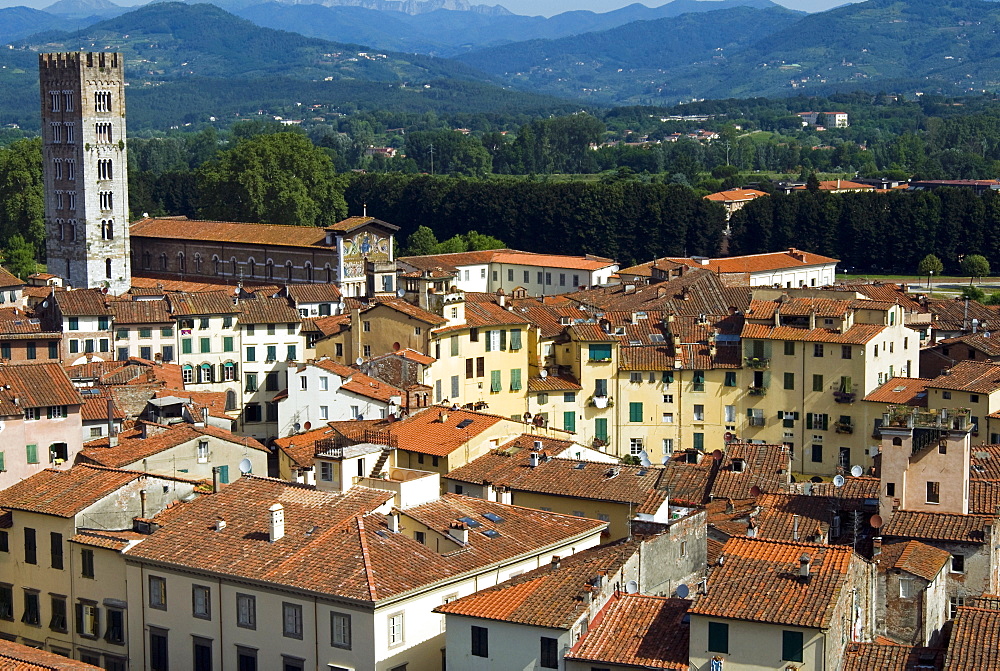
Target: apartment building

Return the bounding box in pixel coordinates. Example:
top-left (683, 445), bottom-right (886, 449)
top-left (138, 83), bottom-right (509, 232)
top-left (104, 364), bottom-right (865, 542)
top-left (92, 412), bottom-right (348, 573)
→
top-left (740, 294), bottom-right (912, 475)
top-left (108, 298), bottom-right (175, 362)
top-left (167, 292), bottom-right (241, 401)
top-left (47, 288), bottom-right (113, 363)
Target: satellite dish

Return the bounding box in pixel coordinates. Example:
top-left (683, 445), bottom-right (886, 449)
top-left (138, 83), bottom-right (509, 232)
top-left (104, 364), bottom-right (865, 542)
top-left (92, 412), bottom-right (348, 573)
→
top-left (661, 456), bottom-right (670, 465)
top-left (625, 580), bottom-right (638, 594)
top-left (724, 431), bottom-right (734, 443)
top-left (749, 485), bottom-right (762, 498)
top-left (41, 301), bottom-right (48, 308)
top-left (850, 465), bottom-right (864, 478)
top-left (870, 514), bottom-right (884, 528)
top-left (675, 584), bottom-right (690, 599)
top-left (293, 422), bottom-right (301, 432)
top-left (639, 450), bottom-right (652, 468)
top-left (539, 369), bottom-right (548, 378)
top-left (303, 421), bottom-right (311, 431)
top-left (712, 449), bottom-right (723, 461)
top-left (833, 474), bottom-right (846, 488)
top-left (393, 342), bottom-right (401, 351)
top-left (355, 356), bottom-right (364, 365)
top-left (238, 458), bottom-right (252, 474)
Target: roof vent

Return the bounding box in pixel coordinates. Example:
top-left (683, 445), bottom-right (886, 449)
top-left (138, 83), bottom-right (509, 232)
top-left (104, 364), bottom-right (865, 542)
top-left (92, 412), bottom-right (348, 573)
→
top-left (799, 553), bottom-right (811, 580)
top-left (214, 519), bottom-right (226, 532)
top-left (268, 503), bottom-right (285, 542)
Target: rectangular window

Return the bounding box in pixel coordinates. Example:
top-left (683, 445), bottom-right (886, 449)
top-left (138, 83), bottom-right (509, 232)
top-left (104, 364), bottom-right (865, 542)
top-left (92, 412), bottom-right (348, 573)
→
top-left (182, 338), bottom-right (192, 354)
top-left (693, 433), bottom-right (704, 451)
top-left (708, 621), bottom-right (729, 654)
top-left (149, 576), bottom-right (166, 609)
top-left (24, 527), bottom-right (36, 564)
top-left (564, 392), bottom-right (576, 402)
top-left (26, 342), bottom-right (36, 360)
top-left (193, 585), bottom-right (210, 619)
top-left (813, 374), bottom-right (824, 392)
top-left (105, 607), bottom-right (125, 644)
top-left (595, 418), bottom-right (608, 442)
top-left (0, 585), bottom-right (12, 620)
top-left (68, 317), bottom-right (79, 331)
top-left (784, 340), bottom-right (795, 355)
top-left (927, 481), bottom-right (940, 504)
top-left (811, 445), bottom-right (823, 463)
top-left (782, 630), bottom-right (804, 663)
top-left (490, 370), bottom-right (502, 393)
top-left (388, 612), bottom-right (404, 646)
top-left (76, 601), bottom-right (99, 638)
top-left (49, 595), bottom-right (67, 632)
top-left (193, 637), bottom-right (212, 671)
top-left (510, 368), bottom-right (522, 391)
top-left (237, 593), bottom-right (256, 629)
top-left (265, 372), bottom-right (278, 392)
top-left (588, 344), bottom-right (612, 361)
top-left (724, 371), bottom-right (737, 387)
top-left (149, 628), bottom-right (168, 671)
top-left (283, 602), bottom-right (303, 639)
top-left (22, 590), bottom-right (40, 626)
top-left (245, 374), bottom-right (258, 393)
top-left (266, 345), bottom-right (277, 362)
top-left (50, 532), bottom-right (63, 569)
top-left (540, 636), bottom-right (559, 668)
top-left (245, 346), bottom-right (256, 362)
top-left (693, 370), bottom-right (705, 391)
top-left (81, 548), bottom-right (94, 578)
top-left (223, 336), bottom-right (234, 352)
top-left (813, 344), bottom-right (824, 357)
top-left (725, 405), bottom-right (736, 423)
top-left (784, 372), bottom-right (794, 389)
top-left (842, 345), bottom-right (852, 359)
top-left (693, 404), bottom-right (705, 421)
top-left (26, 442), bottom-right (38, 463)
top-left (510, 329), bottom-right (522, 351)
top-left (287, 345), bottom-right (297, 361)
top-left (323, 610), bottom-right (351, 652)
top-left (563, 411), bottom-right (576, 432)
top-left (477, 357), bottom-right (485, 377)
top-left (162, 326), bottom-right (174, 337)
top-left (951, 554), bottom-right (965, 574)
top-left (471, 625), bottom-right (489, 657)
top-left (629, 402), bottom-right (643, 422)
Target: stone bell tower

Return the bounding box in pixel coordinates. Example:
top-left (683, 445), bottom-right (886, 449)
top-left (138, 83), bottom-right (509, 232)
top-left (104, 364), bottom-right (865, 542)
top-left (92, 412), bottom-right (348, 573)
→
top-left (39, 52), bottom-right (131, 294)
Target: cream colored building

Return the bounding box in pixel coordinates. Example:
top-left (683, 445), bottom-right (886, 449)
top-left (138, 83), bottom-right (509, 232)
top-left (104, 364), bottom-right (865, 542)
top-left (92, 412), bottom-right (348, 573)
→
top-left (739, 292), bottom-right (912, 475)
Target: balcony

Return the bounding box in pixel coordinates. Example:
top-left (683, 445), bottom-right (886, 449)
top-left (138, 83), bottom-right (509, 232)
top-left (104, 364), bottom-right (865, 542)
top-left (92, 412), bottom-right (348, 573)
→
top-left (748, 416), bottom-right (766, 426)
top-left (834, 422), bottom-right (854, 434)
top-left (833, 391), bottom-right (855, 404)
top-left (744, 357), bottom-right (770, 369)
top-left (588, 395), bottom-right (614, 409)
top-left (747, 385), bottom-right (767, 397)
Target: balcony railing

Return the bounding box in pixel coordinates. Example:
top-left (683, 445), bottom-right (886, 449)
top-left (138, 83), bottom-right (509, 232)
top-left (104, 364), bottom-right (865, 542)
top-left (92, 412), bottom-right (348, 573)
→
top-left (834, 422), bottom-right (853, 434)
top-left (748, 385), bottom-right (767, 397)
top-left (744, 357), bottom-right (770, 369)
top-left (833, 391), bottom-right (855, 404)
top-left (748, 416), bottom-right (766, 426)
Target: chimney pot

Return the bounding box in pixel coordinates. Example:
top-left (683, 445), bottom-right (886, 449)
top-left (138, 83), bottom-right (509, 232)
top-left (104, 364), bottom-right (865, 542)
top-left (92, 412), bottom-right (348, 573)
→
top-left (268, 503), bottom-right (285, 542)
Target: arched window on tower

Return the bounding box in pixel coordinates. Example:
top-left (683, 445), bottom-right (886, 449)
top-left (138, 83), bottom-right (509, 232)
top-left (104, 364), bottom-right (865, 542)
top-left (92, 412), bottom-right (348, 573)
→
top-left (105, 259), bottom-right (112, 279)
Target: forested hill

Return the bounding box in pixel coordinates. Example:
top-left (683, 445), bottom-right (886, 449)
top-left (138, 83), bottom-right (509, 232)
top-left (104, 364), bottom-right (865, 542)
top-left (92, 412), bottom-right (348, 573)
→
top-left (457, 0), bottom-right (1000, 103)
top-left (0, 2), bottom-right (576, 130)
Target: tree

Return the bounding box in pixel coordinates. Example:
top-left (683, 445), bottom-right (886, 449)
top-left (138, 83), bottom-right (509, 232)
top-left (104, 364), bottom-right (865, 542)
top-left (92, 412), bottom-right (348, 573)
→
top-left (403, 226), bottom-right (438, 256)
top-left (3, 235), bottom-right (35, 280)
top-left (961, 254), bottom-right (991, 285)
top-left (917, 254), bottom-right (944, 283)
top-left (806, 172), bottom-right (821, 193)
top-left (962, 286), bottom-right (986, 302)
top-left (196, 133), bottom-right (347, 227)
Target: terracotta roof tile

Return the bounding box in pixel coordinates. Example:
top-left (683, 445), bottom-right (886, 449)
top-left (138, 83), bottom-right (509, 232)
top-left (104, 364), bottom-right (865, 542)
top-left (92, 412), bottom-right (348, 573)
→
top-left (401, 249), bottom-right (614, 272)
top-left (704, 188), bottom-right (769, 203)
top-left (445, 451), bottom-right (667, 512)
top-left (0, 362), bottom-right (82, 414)
top-left (863, 377), bottom-right (931, 406)
top-left (926, 360), bottom-right (1000, 394)
top-left (875, 540), bottom-right (950, 581)
top-left (309, 359), bottom-right (404, 403)
top-left (348, 407), bottom-right (506, 457)
top-left (691, 537), bottom-right (857, 628)
top-left (944, 606), bottom-right (1000, 670)
top-left (927, 298), bottom-right (1000, 333)
top-left (363, 297), bottom-right (446, 325)
top-left (236, 295), bottom-right (301, 324)
top-left (109, 299), bottom-right (172, 324)
top-left (710, 443), bottom-right (792, 501)
top-left (275, 420), bottom-right (385, 469)
top-left (969, 480), bottom-right (1000, 514)
top-left (566, 594), bottom-right (690, 669)
top-left (841, 642), bottom-right (943, 671)
top-left (0, 464), bottom-right (146, 517)
top-left (882, 510), bottom-right (993, 544)
top-left (742, 321), bottom-right (886, 344)
top-left (312, 313), bottom-right (351, 337)
top-left (129, 275), bottom-right (276, 294)
top-left (527, 373), bottom-right (582, 392)
top-left (935, 331), bottom-right (1000, 356)
top-left (668, 249), bottom-right (838, 275)
top-left (125, 479), bottom-right (602, 602)
top-left (326, 215), bottom-right (397, 233)
top-left (132, 217), bottom-right (334, 249)
top-left (751, 493), bottom-right (835, 542)
top-left (0, 639), bottom-right (102, 669)
top-left (79, 424), bottom-right (266, 469)
top-left (166, 291), bottom-right (239, 316)
top-left (971, 445), bottom-right (1000, 479)
top-left (281, 283), bottom-right (342, 304)
top-left (968, 594), bottom-right (1000, 609)
top-left (566, 269), bottom-right (750, 316)
top-left (434, 540), bottom-right (638, 628)
top-left (69, 529), bottom-right (146, 551)
top-left (80, 392), bottom-right (125, 421)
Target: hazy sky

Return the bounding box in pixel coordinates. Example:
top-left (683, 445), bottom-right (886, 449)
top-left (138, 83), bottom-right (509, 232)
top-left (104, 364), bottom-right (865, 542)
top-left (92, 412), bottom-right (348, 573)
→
top-left (3, 0), bottom-right (853, 17)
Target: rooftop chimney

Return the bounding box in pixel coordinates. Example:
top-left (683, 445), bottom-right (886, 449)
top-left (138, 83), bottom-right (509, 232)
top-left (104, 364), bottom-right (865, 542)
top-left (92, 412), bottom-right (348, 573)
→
top-left (268, 503), bottom-right (285, 542)
top-left (529, 452), bottom-right (540, 468)
top-left (551, 555), bottom-right (561, 570)
top-left (214, 518), bottom-right (226, 532)
top-left (439, 410), bottom-right (449, 423)
top-left (449, 521), bottom-right (469, 545)
top-left (799, 553), bottom-right (812, 580)
top-left (792, 514), bottom-right (800, 541)
top-left (872, 536), bottom-right (882, 557)
top-left (388, 510), bottom-right (400, 533)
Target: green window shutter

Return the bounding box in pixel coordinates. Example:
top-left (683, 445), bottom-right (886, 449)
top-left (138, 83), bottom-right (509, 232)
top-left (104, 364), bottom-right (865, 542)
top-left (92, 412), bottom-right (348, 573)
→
top-left (813, 374), bottom-right (824, 392)
top-left (662, 371), bottom-right (674, 384)
top-left (510, 368), bottom-right (522, 391)
top-left (629, 402), bottom-right (643, 422)
top-left (725, 372), bottom-right (736, 387)
top-left (218, 465), bottom-right (229, 484)
top-left (784, 372), bottom-right (794, 390)
top-left (782, 630), bottom-right (803, 663)
top-left (563, 411), bottom-right (576, 432)
top-left (510, 329), bottom-right (522, 351)
top-left (595, 418), bottom-right (608, 441)
top-left (490, 370), bottom-right (502, 393)
top-left (223, 337), bottom-right (233, 352)
top-left (287, 345), bottom-right (296, 361)
top-left (450, 336), bottom-right (459, 356)
top-left (806, 414), bottom-right (813, 430)
top-left (26, 444), bottom-right (37, 464)
top-left (822, 414), bottom-right (829, 430)
top-left (181, 339), bottom-right (192, 354)
top-left (499, 330), bottom-right (507, 351)
top-left (708, 622), bottom-right (729, 654)
top-left (0, 451), bottom-right (4, 471)
top-left (485, 333), bottom-right (493, 353)
top-left (267, 345), bottom-right (277, 361)
top-left (246, 346), bottom-right (255, 362)
top-left (200, 338), bottom-right (210, 354)
top-left (747, 408), bottom-right (754, 418)
top-left (693, 433), bottom-right (704, 451)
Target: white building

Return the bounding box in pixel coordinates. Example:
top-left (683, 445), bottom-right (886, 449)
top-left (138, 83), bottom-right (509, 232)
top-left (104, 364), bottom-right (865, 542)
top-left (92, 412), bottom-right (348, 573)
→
top-left (666, 248), bottom-right (839, 288)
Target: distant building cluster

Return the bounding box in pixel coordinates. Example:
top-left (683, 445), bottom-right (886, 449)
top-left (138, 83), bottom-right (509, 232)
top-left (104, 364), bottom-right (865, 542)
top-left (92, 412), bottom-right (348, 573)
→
top-left (2, 51), bottom-right (1000, 671)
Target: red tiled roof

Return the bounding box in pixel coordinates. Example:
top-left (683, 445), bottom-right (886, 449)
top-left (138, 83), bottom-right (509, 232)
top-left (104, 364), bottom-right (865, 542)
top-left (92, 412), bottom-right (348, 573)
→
top-left (401, 249), bottom-right (615, 272)
top-left (167, 291), bottom-right (239, 316)
top-left (281, 283), bottom-right (342, 304)
top-left (882, 510), bottom-right (992, 544)
top-left (704, 188), bottom-right (769, 203)
top-left (944, 606), bottom-right (1000, 670)
top-left (841, 642), bottom-right (944, 671)
top-left (667, 248), bottom-right (839, 275)
top-left (69, 529), bottom-right (146, 551)
top-left (388, 407), bottom-right (505, 457)
top-left (876, 540), bottom-right (950, 581)
top-left (312, 314), bottom-right (350, 337)
top-left (444, 451), bottom-right (668, 513)
top-left (566, 594), bottom-right (690, 669)
top-left (0, 639), bottom-right (102, 669)
top-left (0, 362), bottom-right (82, 414)
top-left (433, 299), bottom-right (530, 335)
top-left (863, 377), bottom-right (930, 406)
top-left (109, 299), bottom-right (172, 324)
top-left (0, 464), bottom-right (146, 517)
top-left (326, 215), bottom-right (397, 233)
top-left (527, 373), bottom-right (582, 392)
top-left (691, 537), bottom-right (856, 628)
top-left (363, 297), bottom-right (446, 325)
top-left (236, 295), bottom-right (301, 324)
top-left (926, 360), bottom-right (1000, 394)
top-left (309, 359), bottom-right (404, 403)
top-left (434, 540), bottom-right (637, 628)
top-left (54, 288), bottom-right (110, 316)
top-left (275, 420), bottom-right (385, 469)
top-left (132, 217), bottom-right (334, 249)
top-left (710, 443), bottom-right (792, 501)
top-left (80, 393), bottom-right (125, 421)
top-left (742, 322), bottom-right (885, 344)
top-left (79, 424), bottom-right (266, 469)
top-left (971, 445), bottom-right (1000, 479)
top-left (125, 479), bottom-right (602, 602)
top-left (936, 331), bottom-right (1000, 356)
